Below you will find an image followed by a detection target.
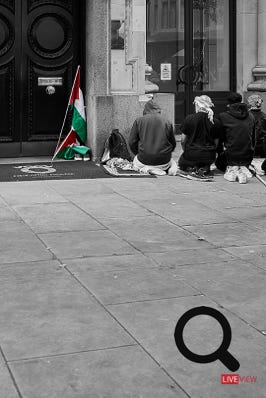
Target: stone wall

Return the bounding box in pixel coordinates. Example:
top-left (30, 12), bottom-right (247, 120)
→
top-left (85, 0), bottom-right (175, 161)
top-left (245, 0), bottom-right (266, 112)
top-left (236, 0), bottom-right (258, 96)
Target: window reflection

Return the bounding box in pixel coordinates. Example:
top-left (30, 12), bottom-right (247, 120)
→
top-left (193, 0), bottom-right (229, 91)
top-left (146, 0), bottom-right (184, 94)
top-left (146, 0), bottom-right (230, 93)
top-left (111, 20), bottom-right (124, 50)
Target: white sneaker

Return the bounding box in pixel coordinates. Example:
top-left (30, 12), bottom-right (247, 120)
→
top-left (239, 166), bottom-right (252, 179)
top-left (83, 154), bottom-right (90, 161)
top-left (224, 166), bottom-right (238, 182)
top-left (149, 168), bottom-right (167, 176)
top-left (168, 160), bottom-right (178, 176)
top-left (250, 163), bottom-right (264, 176)
top-left (236, 169), bottom-right (247, 184)
top-left (74, 154), bottom-right (83, 161)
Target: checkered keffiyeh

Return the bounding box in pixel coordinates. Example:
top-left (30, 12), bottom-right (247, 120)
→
top-left (247, 94), bottom-right (263, 110)
top-left (194, 95), bottom-right (214, 124)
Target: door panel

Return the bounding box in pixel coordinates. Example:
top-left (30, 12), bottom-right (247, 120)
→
top-left (0, 1), bottom-right (15, 144)
top-left (146, 0), bottom-right (236, 128)
top-left (0, 0), bottom-right (81, 157)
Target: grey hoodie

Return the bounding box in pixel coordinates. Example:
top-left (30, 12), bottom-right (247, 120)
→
top-left (129, 101), bottom-right (176, 165)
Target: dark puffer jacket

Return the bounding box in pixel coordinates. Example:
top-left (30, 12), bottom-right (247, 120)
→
top-left (250, 108), bottom-right (266, 156)
top-left (219, 103), bottom-right (255, 164)
top-left (129, 101), bottom-right (176, 165)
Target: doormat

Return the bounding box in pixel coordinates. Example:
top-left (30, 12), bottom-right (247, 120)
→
top-left (0, 161), bottom-right (155, 182)
top-left (0, 161), bottom-right (113, 182)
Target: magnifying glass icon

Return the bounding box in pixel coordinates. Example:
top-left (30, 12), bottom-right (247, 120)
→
top-left (174, 306), bottom-right (240, 372)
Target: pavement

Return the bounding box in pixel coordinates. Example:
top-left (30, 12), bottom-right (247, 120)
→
top-left (0, 150), bottom-right (266, 398)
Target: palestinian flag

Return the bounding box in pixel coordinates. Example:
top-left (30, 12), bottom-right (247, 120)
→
top-left (54, 66), bottom-right (90, 160)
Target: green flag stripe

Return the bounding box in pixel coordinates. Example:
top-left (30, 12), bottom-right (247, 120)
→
top-left (56, 146), bottom-right (76, 160)
top-left (72, 107), bottom-right (87, 144)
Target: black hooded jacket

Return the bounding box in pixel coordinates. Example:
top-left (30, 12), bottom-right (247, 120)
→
top-left (219, 103), bottom-right (255, 163)
top-left (180, 111), bottom-right (221, 164)
top-left (129, 101), bottom-right (176, 165)
top-left (250, 108), bottom-right (266, 155)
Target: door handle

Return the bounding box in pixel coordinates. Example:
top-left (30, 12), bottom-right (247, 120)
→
top-left (176, 64), bottom-right (189, 85)
top-left (46, 85), bottom-right (56, 95)
top-left (191, 65), bottom-right (201, 85)
top-left (177, 64), bottom-right (202, 86)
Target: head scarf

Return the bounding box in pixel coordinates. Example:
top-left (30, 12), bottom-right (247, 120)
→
top-left (247, 94), bottom-right (263, 110)
top-left (194, 95), bottom-right (214, 123)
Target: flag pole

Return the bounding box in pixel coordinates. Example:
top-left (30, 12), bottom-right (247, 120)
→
top-left (249, 165), bottom-right (266, 187)
top-left (51, 65), bottom-right (80, 163)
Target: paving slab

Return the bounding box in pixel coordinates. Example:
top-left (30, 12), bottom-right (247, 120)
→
top-left (0, 354), bottom-right (19, 398)
top-left (39, 229), bottom-right (136, 259)
top-left (166, 259), bottom-right (266, 330)
top-left (236, 192), bottom-right (266, 207)
top-left (100, 216), bottom-right (213, 253)
top-left (65, 253), bottom-right (157, 272)
top-left (102, 178), bottom-right (157, 188)
top-left (224, 244), bottom-right (266, 270)
top-left (138, 198), bottom-right (236, 226)
top-left (69, 192), bottom-right (152, 218)
top-left (103, 175), bottom-right (223, 196)
top-left (0, 204), bottom-right (18, 221)
top-left (227, 297), bottom-right (266, 331)
top-left (0, 196), bottom-right (6, 205)
top-left (148, 248), bottom-right (235, 268)
top-left (108, 296), bottom-right (266, 398)
top-left (13, 202), bottom-right (105, 233)
top-left (110, 184), bottom-right (182, 201)
top-left (184, 222), bottom-right (266, 247)
top-left (9, 346), bottom-right (188, 398)
top-left (0, 220), bottom-right (52, 263)
top-left (67, 265), bottom-right (199, 305)
top-left (47, 179), bottom-right (115, 195)
top-left (0, 181), bottom-right (67, 205)
top-left (220, 206), bottom-right (266, 232)
top-left (221, 177), bottom-right (266, 194)
top-left (160, 178), bottom-right (224, 194)
top-left (0, 260), bottom-right (133, 361)
top-left (191, 191), bottom-right (256, 209)
top-left (169, 259), bottom-right (265, 303)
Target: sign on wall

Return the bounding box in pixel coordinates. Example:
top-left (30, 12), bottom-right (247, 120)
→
top-left (160, 63), bottom-right (172, 81)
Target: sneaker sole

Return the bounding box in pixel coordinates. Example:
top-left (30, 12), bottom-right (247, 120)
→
top-left (224, 177), bottom-right (237, 182)
top-left (177, 171), bottom-right (213, 182)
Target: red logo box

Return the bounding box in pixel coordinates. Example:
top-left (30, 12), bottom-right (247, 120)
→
top-left (221, 374), bottom-right (239, 384)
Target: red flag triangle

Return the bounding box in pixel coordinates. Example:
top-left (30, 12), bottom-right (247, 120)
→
top-left (53, 130), bottom-right (77, 158)
top-left (69, 66), bottom-right (80, 105)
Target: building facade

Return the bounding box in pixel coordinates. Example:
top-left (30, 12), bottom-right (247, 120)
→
top-left (0, 0), bottom-right (265, 159)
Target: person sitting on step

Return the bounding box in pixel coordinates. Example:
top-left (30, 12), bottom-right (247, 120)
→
top-left (247, 94), bottom-right (266, 158)
top-left (247, 94), bottom-right (266, 175)
top-left (129, 100), bottom-right (178, 176)
top-left (178, 95), bottom-right (222, 178)
top-left (215, 93), bottom-right (255, 184)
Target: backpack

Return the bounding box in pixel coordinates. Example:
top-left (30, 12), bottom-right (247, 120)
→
top-left (101, 129), bottom-right (132, 163)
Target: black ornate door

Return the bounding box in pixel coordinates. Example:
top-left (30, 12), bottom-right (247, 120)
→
top-left (0, 0), bottom-right (82, 157)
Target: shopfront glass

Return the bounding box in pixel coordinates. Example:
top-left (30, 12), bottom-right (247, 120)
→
top-left (146, 0), bottom-right (235, 126)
